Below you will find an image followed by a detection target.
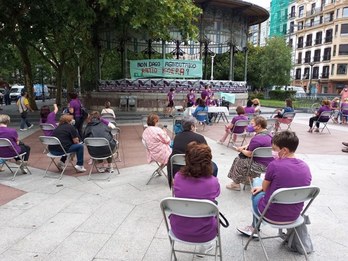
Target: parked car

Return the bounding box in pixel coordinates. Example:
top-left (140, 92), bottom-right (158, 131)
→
top-left (272, 85), bottom-right (306, 98)
top-left (9, 85), bottom-right (25, 101)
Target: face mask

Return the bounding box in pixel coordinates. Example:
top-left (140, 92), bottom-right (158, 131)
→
top-left (272, 150), bottom-right (279, 159)
top-left (70, 119), bottom-right (76, 125)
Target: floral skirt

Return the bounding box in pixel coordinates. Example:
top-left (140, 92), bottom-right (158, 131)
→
top-left (227, 156), bottom-right (266, 184)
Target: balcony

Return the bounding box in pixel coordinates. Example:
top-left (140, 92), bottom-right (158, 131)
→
top-left (315, 38), bottom-right (322, 45)
top-left (289, 12), bottom-right (296, 19)
top-left (325, 36), bottom-right (332, 43)
top-left (306, 40), bottom-right (312, 47)
top-left (322, 55), bottom-right (331, 61)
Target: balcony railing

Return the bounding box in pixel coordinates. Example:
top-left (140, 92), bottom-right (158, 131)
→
top-left (315, 38), bottom-right (322, 45)
top-left (306, 40), bottom-right (312, 47)
top-left (325, 36), bottom-right (332, 43)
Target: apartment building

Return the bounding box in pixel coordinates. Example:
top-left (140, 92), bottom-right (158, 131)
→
top-left (289, 0), bottom-right (348, 95)
top-left (249, 19), bottom-right (270, 46)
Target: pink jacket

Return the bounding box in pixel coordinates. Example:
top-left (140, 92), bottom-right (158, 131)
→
top-left (142, 126), bottom-right (172, 165)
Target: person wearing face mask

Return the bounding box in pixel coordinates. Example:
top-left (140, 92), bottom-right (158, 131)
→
top-left (167, 116), bottom-right (218, 188)
top-left (252, 98), bottom-right (261, 114)
top-left (48, 114), bottom-right (86, 172)
top-left (237, 131), bottom-right (312, 237)
top-left (226, 116), bottom-right (273, 191)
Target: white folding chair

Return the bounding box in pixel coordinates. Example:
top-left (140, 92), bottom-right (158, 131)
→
top-left (244, 147), bottom-right (272, 190)
top-left (101, 115), bottom-right (117, 126)
top-left (227, 119), bottom-right (249, 147)
top-left (39, 136), bottom-right (76, 179)
top-left (244, 186), bottom-right (320, 261)
top-left (169, 154), bottom-right (186, 189)
top-left (142, 139), bottom-right (167, 185)
top-left (195, 111), bottom-right (209, 131)
top-left (160, 197), bottom-right (222, 261)
top-left (266, 118), bottom-right (277, 133)
top-left (84, 137), bottom-right (120, 181)
top-left (40, 123), bottom-right (56, 133)
top-left (313, 110), bottom-right (332, 134)
top-left (100, 112), bottom-right (115, 118)
top-left (276, 112), bottom-right (296, 131)
top-left (0, 138), bottom-right (32, 180)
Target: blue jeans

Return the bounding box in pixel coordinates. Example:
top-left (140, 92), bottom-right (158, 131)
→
top-left (20, 113), bottom-right (32, 129)
top-left (51, 143), bottom-right (84, 166)
top-left (251, 177), bottom-right (265, 227)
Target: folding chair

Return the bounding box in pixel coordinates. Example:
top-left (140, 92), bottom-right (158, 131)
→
top-left (142, 139), bottom-right (167, 185)
top-left (100, 112), bottom-right (115, 118)
top-left (276, 112), bottom-right (296, 131)
top-left (110, 127), bottom-right (121, 161)
top-left (313, 110), bottom-right (332, 134)
top-left (39, 136), bottom-right (76, 179)
top-left (195, 111), bottom-right (209, 131)
top-left (244, 186), bottom-right (320, 261)
top-left (40, 123), bottom-right (56, 133)
top-left (227, 119), bottom-right (249, 147)
top-left (266, 118), bottom-right (277, 133)
top-left (84, 137), bottom-right (120, 181)
top-left (169, 154), bottom-right (185, 190)
top-left (160, 197), bottom-right (222, 261)
top-left (0, 138), bottom-right (32, 180)
top-left (243, 147), bottom-right (272, 190)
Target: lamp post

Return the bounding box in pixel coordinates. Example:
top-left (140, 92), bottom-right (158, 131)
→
top-left (74, 49), bottom-right (81, 96)
top-left (308, 61), bottom-right (315, 96)
top-left (210, 53), bottom-right (216, 80)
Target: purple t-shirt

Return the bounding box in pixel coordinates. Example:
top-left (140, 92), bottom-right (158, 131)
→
top-left (167, 92), bottom-right (174, 102)
top-left (41, 112), bottom-right (57, 136)
top-left (248, 132), bottom-right (273, 166)
top-left (69, 98), bottom-right (81, 117)
top-left (341, 102), bottom-right (348, 114)
top-left (231, 115), bottom-right (248, 133)
top-left (170, 172), bottom-right (220, 243)
top-left (0, 127), bottom-right (21, 157)
top-left (201, 90), bottom-right (209, 100)
top-left (244, 106), bottom-right (255, 114)
top-left (258, 158), bottom-right (312, 222)
top-left (187, 93), bottom-right (195, 103)
top-left (317, 105), bottom-right (331, 121)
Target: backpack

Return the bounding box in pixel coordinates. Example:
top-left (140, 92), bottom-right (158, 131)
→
top-left (286, 215), bottom-right (314, 255)
top-left (174, 120), bottom-right (183, 135)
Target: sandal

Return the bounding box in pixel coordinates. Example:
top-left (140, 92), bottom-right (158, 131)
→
top-left (226, 182), bottom-right (241, 191)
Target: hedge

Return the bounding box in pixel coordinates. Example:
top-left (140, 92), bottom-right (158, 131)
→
top-left (268, 90), bottom-right (296, 100)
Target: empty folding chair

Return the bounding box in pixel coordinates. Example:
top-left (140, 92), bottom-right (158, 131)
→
top-left (169, 154), bottom-right (186, 189)
top-left (39, 136), bottom-right (76, 179)
top-left (84, 137), bottom-right (120, 181)
top-left (142, 139), bottom-right (167, 185)
top-left (227, 119), bottom-right (249, 147)
top-left (160, 197), bottom-right (222, 261)
top-left (0, 138), bottom-right (32, 180)
top-left (244, 186), bottom-right (320, 261)
top-left (313, 110), bottom-right (332, 134)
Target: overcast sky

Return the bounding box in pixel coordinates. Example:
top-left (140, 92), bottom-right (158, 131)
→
top-left (244, 0), bottom-right (270, 9)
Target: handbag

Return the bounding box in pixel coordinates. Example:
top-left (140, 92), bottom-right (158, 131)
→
top-left (219, 212), bottom-right (229, 228)
top-left (20, 111), bottom-right (28, 118)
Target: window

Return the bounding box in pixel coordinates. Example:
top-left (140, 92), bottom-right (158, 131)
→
top-left (298, 21), bottom-right (304, 30)
top-left (315, 31), bottom-right (322, 44)
top-left (325, 29), bottom-right (333, 42)
top-left (343, 7), bottom-right (348, 18)
top-left (305, 51), bottom-right (311, 63)
top-left (290, 6), bottom-right (296, 18)
top-left (304, 67), bottom-right (310, 79)
top-left (314, 49), bottom-right (321, 61)
top-left (339, 44), bottom-right (348, 55)
top-left (322, 66), bottom-right (329, 78)
top-left (297, 52), bottom-right (302, 64)
top-left (320, 16), bottom-right (323, 24)
top-left (296, 68), bottom-right (302, 79)
top-left (341, 24), bottom-right (348, 35)
top-left (289, 38), bottom-right (293, 47)
top-left (330, 12), bottom-right (334, 21)
top-left (331, 64), bottom-right (335, 75)
top-left (311, 3), bottom-right (316, 14)
top-left (323, 47), bottom-right (331, 60)
top-left (335, 24), bottom-right (339, 36)
top-left (337, 8), bottom-right (340, 18)
top-left (310, 18), bottom-right (314, 27)
top-left (298, 36), bottom-right (304, 48)
top-left (299, 6), bottom-right (304, 17)
top-left (337, 64), bottom-right (348, 75)
top-left (306, 34), bottom-right (312, 46)
top-left (290, 21), bottom-right (294, 33)
top-left (334, 45), bottom-right (336, 56)
top-left (313, 67), bottom-right (319, 79)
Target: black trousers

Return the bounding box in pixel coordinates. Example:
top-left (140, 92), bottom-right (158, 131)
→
top-left (17, 143), bottom-right (31, 161)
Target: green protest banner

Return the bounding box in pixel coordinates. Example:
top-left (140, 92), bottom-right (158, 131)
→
top-left (130, 59), bottom-right (202, 79)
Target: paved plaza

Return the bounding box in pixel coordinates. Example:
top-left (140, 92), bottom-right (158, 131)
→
top-left (0, 104), bottom-right (347, 260)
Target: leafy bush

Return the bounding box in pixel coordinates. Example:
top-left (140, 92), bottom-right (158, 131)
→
top-left (249, 92), bottom-right (265, 100)
top-left (268, 90), bottom-right (296, 100)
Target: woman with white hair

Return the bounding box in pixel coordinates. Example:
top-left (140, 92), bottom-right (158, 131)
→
top-left (0, 114), bottom-right (31, 173)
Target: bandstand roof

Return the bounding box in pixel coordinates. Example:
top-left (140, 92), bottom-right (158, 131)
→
top-left (195, 0), bottom-right (269, 26)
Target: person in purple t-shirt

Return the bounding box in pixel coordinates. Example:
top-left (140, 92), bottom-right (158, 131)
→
top-left (201, 85), bottom-right (209, 104)
top-left (0, 114), bottom-right (31, 174)
top-left (237, 131), bottom-right (312, 237)
top-left (308, 99), bottom-right (331, 132)
top-left (218, 106), bottom-right (248, 145)
top-left (226, 116), bottom-right (273, 191)
top-left (244, 99), bottom-right (255, 116)
top-left (40, 104), bottom-right (58, 136)
top-left (186, 89), bottom-right (195, 107)
top-left (171, 142), bottom-right (220, 254)
top-left (68, 92), bottom-right (84, 137)
top-left (165, 88), bottom-right (175, 117)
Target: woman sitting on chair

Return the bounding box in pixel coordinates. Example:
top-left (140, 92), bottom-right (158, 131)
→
top-left (218, 106), bottom-right (248, 145)
top-left (101, 101), bottom-right (115, 118)
top-left (237, 131), bottom-right (312, 236)
top-left (308, 99), bottom-right (331, 133)
top-left (274, 98), bottom-right (294, 132)
top-left (171, 142), bottom-right (220, 251)
top-left (142, 113), bottom-right (171, 165)
top-left (192, 98), bottom-right (210, 125)
top-left (40, 104), bottom-right (58, 136)
top-left (226, 116), bottom-right (273, 191)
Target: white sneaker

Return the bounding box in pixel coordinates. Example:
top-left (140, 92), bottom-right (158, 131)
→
top-left (28, 124), bottom-right (34, 129)
top-left (237, 225), bottom-right (258, 238)
top-left (74, 165), bottom-right (86, 172)
top-left (196, 242), bottom-right (214, 258)
top-left (105, 167), bottom-right (114, 173)
top-left (57, 161), bottom-right (65, 171)
top-left (217, 140), bottom-right (223, 145)
top-left (20, 165), bottom-right (28, 174)
top-left (20, 128), bottom-right (27, 131)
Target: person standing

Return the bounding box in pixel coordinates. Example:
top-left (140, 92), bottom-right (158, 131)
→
top-left (4, 86), bottom-right (11, 105)
top-left (17, 90), bottom-right (34, 131)
top-left (165, 88), bottom-right (175, 117)
top-left (68, 92), bottom-right (84, 137)
top-left (40, 104), bottom-right (58, 136)
top-left (186, 89), bottom-right (195, 107)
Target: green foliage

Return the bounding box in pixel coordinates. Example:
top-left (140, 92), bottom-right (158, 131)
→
top-left (249, 92), bottom-right (265, 100)
top-left (269, 90), bottom-right (296, 100)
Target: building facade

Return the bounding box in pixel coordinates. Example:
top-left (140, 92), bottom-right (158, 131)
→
top-left (289, 0), bottom-right (348, 95)
top-left (270, 0), bottom-right (290, 37)
top-left (249, 18), bottom-right (270, 46)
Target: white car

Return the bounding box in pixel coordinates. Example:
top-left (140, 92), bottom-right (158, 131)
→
top-left (9, 85), bottom-right (25, 101)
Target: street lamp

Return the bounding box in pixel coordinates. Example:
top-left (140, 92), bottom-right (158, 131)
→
top-left (74, 49), bottom-right (81, 96)
top-left (308, 61), bottom-right (315, 96)
top-left (210, 53), bottom-right (216, 80)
